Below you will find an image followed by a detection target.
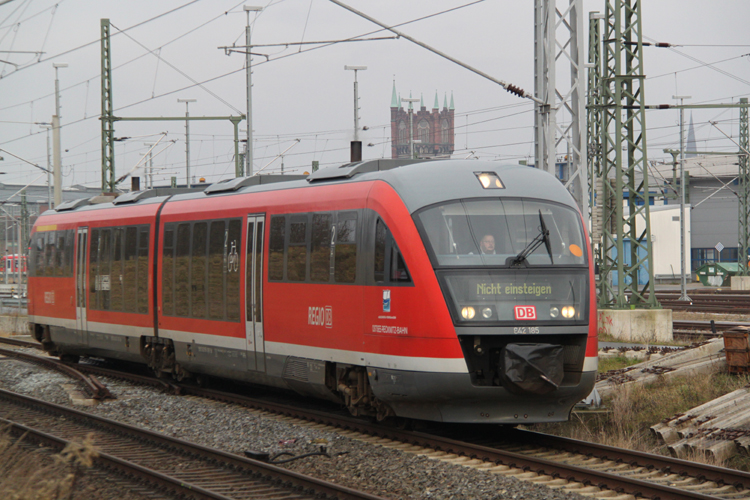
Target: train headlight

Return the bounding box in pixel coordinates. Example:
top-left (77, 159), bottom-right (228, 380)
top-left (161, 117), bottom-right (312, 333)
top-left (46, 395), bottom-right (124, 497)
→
top-left (549, 306), bottom-right (559, 318)
top-left (461, 306), bottom-right (476, 320)
top-left (481, 307), bottom-right (493, 319)
top-left (561, 306), bottom-right (576, 319)
top-left (474, 172), bottom-right (504, 189)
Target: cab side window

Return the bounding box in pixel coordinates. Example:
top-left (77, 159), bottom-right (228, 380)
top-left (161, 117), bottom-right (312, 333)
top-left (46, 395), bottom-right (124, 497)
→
top-left (373, 218), bottom-right (411, 285)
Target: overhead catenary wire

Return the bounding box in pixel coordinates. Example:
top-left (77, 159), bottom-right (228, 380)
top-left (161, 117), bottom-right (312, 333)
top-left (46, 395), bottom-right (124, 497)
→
top-left (328, 0), bottom-right (541, 104)
top-left (0, 0), bottom-right (204, 80)
top-left (111, 22), bottom-right (244, 114)
top-left (0, 1), bottom-right (248, 114)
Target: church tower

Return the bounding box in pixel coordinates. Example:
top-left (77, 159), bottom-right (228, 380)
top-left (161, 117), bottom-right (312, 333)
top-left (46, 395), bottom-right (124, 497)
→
top-left (390, 81), bottom-right (455, 159)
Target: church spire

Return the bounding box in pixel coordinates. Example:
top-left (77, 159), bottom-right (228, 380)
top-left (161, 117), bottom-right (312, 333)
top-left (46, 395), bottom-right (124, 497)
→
top-left (443, 92), bottom-right (448, 109)
top-left (433, 91), bottom-right (439, 110)
top-left (449, 91), bottom-right (455, 110)
top-left (391, 79), bottom-right (399, 108)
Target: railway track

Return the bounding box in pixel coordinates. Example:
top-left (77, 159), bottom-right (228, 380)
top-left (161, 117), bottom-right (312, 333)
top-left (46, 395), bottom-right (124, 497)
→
top-left (0, 388), bottom-right (385, 500)
top-left (672, 320), bottom-right (750, 340)
top-left (4, 338), bottom-right (750, 498)
top-left (651, 291), bottom-right (750, 314)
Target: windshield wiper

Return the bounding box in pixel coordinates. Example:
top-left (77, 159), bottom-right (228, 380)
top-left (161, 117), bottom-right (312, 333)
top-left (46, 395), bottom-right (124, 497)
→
top-left (507, 210), bottom-right (553, 266)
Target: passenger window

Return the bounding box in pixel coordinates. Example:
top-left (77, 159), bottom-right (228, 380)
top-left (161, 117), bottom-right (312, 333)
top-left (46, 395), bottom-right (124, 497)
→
top-left (32, 233), bottom-right (44, 277)
top-left (174, 224), bottom-right (191, 316)
top-left (110, 228), bottom-right (124, 311)
top-left (373, 217), bottom-right (411, 285)
top-left (390, 247), bottom-right (411, 282)
top-left (287, 216), bottom-right (308, 282)
top-left (208, 220), bottom-right (226, 320)
top-left (44, 231), bottom-right (56, 276)
top-left (226, 219), bottom-right (242, 322)
top-left (191, 222), bottom-right (208, 319)
top-left (162, 225), bottom-right (175, 316)
top-left (89, 229), bottom-right (99, 308)
top-left (334, 212), bottom-right (357, 283)
top-left (268, 216), bottom-right (285, 281)
top-left (63, 230), bottom-right (75, 276)
top-left (124, 227), bottom-right (138, 313)
top-left (136, 226), bottom-right (149, 314)
top-left (374, 219), bottom-right (386, 282)
top-left (99, 229), bottom-right (112, 311)
top-left (55, 232), bottom-right (66, 276)
top-left (310, 214), bottom-right (331, 282)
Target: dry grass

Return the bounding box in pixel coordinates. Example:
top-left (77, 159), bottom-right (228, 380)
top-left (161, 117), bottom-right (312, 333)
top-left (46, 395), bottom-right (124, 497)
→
top-left (536, 368), bottom-right (750, 469)
top-left (0, 427), bottom-right (98, 499)
top-left (598, 355), bottom-right (642, 374)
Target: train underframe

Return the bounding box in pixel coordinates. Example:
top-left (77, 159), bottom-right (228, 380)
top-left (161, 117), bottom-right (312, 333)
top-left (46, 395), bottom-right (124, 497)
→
top-left (30, 322), bottom-right (594, 424)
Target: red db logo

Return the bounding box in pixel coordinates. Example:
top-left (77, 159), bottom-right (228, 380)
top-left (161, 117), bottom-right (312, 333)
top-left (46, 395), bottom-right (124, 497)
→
top-left (514, 305), bottom-right (537, 320)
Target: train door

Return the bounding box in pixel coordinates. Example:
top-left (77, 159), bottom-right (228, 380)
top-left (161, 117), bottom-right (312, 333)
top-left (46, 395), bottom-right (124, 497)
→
top-left (245, 215), bottom-right (265, 372)
top-left (75, 227), bottom-right (89, 343)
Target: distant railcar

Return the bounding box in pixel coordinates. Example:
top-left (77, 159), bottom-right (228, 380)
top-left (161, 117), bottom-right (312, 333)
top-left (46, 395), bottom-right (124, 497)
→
top-left (28, 159), bottom-right (597, 423)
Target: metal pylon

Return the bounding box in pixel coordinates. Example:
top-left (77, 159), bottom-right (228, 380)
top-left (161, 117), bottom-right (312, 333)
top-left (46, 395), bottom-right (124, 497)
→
top-left (101, 18), bottom-right (115, 193)
top-left (739, 97), bottom-right (749, 275)
top-left (20, 190), bottom-right (28, 255)
top-left (598, 0), bottom-right (659, 309)
top-left (587, 11), bottom-right (603, 271)
top-left (534, 0), bottom-right (588, 227)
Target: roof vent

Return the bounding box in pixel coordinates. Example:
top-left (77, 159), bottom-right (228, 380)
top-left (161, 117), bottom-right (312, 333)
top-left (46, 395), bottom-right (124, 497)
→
top-left (54, 198), bottom-right (91, 212)
top-left (306, 159), bottom-right (432, 183)
top-left (113, 189), bottom-right (159, 205)
top-left (204, 174), bottom-right (306, 195)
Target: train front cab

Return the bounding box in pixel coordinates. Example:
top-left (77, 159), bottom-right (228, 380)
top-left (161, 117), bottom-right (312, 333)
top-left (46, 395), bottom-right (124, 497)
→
top-left (371, 192), bottom-right (598, 424)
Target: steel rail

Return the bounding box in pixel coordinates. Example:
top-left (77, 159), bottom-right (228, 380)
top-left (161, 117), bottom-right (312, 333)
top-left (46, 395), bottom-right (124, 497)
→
top-left (151, 386), bottom-right (736, 500)
top-left (4, 334), bottom-right (748, 498)
top-left (0, 388), bottom-right (387, 500)
top-left (38, 361), bottom-right (750, 499)
top-left (0, 336), bottom-right (42, 349)
top-left (0, 347), bottom-right (113, 399)
top-left (1, 419), bottom-right (240, 500)
top-left (509, 428), bottom-right (750, 491)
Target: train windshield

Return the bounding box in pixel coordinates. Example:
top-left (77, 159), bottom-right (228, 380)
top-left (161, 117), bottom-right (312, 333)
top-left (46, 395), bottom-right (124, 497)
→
top-left (416, 199), bottom-right (586, 267)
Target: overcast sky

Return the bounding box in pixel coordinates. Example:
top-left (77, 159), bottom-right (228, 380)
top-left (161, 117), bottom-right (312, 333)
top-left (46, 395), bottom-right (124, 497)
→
top-left (1, 0), bottom-right (749, 196)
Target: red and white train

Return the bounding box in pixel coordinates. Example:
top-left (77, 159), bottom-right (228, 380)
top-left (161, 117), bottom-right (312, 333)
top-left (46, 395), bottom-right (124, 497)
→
top-left (28, 159), bottom-right (597, 423)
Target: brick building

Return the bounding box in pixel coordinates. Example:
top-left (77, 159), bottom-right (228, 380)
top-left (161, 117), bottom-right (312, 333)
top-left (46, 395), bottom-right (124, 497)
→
top-left (390, 83), bottom-right (455, 159)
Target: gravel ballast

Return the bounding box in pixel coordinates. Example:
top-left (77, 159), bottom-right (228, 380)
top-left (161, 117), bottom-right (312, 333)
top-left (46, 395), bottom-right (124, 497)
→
top-left (0, 350), bottom-right (590, 500)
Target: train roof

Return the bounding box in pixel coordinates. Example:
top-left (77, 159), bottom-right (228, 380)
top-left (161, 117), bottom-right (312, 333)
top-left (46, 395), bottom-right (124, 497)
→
top-left (43, 159), bottom-right (578, 218)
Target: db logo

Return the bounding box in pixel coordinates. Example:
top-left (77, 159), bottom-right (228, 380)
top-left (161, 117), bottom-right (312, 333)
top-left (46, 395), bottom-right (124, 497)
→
top-left (514, 305), bottom-right (537, 320)
top-left (308, 306), bottom-right (333, 328)
top-left (324, 306), bottom-right (333, 328)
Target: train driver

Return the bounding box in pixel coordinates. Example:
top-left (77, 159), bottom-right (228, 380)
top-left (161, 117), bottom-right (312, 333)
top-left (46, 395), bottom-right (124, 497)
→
top-left (480, 234), bottom-right (496, 255)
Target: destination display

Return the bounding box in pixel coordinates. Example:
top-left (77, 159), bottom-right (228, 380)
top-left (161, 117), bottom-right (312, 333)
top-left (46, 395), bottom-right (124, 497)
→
top-left (440, 269), bottom-right (587, 323)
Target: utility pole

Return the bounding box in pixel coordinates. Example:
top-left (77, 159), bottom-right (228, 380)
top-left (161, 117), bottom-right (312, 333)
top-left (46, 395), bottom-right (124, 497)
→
top-left (101, 18), bottom-right (115, 193)
top-left (673, 95), bottom-right (691, 301)
top-left (20, 191), bottom-right (28, 281)
top-left (740, 97), bottom-right (750, 276)
top-left (244, 5), bottom-right (263, 177)
top-left (143, 143), bottom-right (155, 189)
top-left (177, 98), bottom-right (196, 188)
top-left (52, 62), bottom-right (67, 207)
top-left (36, 122), bottom-right (53, 208)
top-left (344, 66), bottom-right (367, 141)
top-left (401, 97), bottom-right (420, 159)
